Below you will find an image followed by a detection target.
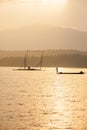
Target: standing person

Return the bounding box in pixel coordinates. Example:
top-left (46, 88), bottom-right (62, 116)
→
top-left (56, 67), bottom-right (58, 74)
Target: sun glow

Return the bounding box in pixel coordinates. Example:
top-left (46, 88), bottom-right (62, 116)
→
top-left (42, 0), bottom-right (67, 11)
top-left (42, 0), bottom-right (67, 6)
top-left (19, 0), bottom-right (67, 8)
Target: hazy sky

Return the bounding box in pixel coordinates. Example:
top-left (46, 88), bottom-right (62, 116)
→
top-left (0, 0), bottom-right (87, 31)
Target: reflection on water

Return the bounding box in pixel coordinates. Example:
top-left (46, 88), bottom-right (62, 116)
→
top-left (0, 67), bottom-right (87, 130)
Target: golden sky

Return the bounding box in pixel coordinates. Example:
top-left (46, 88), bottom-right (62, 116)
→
top-left (0, 0), bottom-right (87, 31)
top-left (0, 0), bottom-right (87, 50)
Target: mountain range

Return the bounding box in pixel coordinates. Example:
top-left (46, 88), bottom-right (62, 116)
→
top-left (0, 25), bottom-right (87, 50)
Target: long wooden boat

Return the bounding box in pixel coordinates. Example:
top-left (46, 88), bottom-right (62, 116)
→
top-left (56, 67), bottom-right (85, 74)
top-left (58, 71), bottom-right (85, 74)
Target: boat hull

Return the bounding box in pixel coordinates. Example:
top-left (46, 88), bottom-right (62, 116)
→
top-left (13, 68), bottom-right (41, 71)
top-left (58, 72), bottom-right (84, 74)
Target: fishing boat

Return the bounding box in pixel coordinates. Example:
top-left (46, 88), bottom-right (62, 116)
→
top-left (56, 67), bottom-right (85, 74)
top-left (14, 50), bottom-right (44, 71)
top-left (58, 71), bottom-right (84, 74)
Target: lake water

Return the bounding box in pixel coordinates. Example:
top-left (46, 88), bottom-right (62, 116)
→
top-left (0, 67), bottom-right (87, 130)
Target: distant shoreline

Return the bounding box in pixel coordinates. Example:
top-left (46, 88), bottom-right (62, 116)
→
top-left (0, 50), bottom-right (87, 68)
top-left (0, 66), bottom-right (87, 68)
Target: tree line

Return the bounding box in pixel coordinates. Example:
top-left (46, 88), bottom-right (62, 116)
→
top-left (0, 54), bottom-right (87, 68)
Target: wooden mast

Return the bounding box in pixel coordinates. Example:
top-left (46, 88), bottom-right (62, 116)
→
top-left (40, 51), bottom-right (44, 70)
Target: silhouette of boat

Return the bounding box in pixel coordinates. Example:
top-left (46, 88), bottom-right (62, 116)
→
top-left (56, 67), bottom-right (85, 74)
top-left (14, 50), bottom-right (44, 71)
top-left (58, 71), bottom-right (85, 74)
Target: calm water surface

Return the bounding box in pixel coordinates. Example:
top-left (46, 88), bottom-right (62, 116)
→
top-left (0, 67), bottom-right (87, 130)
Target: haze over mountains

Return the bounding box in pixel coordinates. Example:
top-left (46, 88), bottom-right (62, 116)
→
top-left (0, 25), bottom-right (87, 51)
